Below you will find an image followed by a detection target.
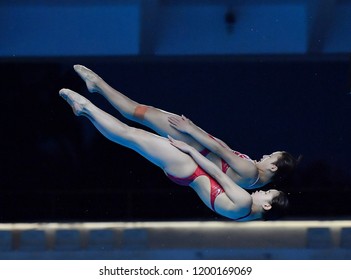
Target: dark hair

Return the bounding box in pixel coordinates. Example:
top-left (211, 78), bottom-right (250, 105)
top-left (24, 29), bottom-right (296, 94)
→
top-left (261, 191), bottom-right (289, 221)
top-left (271, 151), bottom-right (301, 183)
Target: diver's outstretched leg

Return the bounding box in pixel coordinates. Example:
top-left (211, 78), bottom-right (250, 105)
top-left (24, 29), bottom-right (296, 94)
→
top-left (59, 88), bottom-right (197, 178)
top-left (73, 65), bottom-right (204, 150)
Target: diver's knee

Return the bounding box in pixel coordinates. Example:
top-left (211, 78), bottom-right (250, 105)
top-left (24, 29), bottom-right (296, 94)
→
top-left (133, 105), bottom-right (151, 120)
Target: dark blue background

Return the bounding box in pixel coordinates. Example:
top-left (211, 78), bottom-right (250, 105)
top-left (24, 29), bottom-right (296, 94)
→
top-left (1, 56), bottom-right (350, 222)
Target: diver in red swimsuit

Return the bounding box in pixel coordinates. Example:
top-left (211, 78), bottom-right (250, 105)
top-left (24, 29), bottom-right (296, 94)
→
top-left (72, 64), bottom-right (299, 193)
top-left (166, 165), bottom-right (224, 212)
top-left (169, 146), bottom-right (255, 219)
top-left (59, 88), bottom-right (287, 221)
top-left (167, 165), bottom-right (252, 221)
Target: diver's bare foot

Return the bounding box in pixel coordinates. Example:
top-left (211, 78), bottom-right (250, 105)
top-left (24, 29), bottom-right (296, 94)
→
top-left (73, 64), bottom-right (102, 93)
top-left (59, 88), bottom-right (89, 116)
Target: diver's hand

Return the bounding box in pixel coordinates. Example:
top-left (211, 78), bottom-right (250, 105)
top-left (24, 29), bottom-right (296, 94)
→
top-left (168, 115), bottom-right (193, 134)
top-left (168, 136), bottom-right (194, 154)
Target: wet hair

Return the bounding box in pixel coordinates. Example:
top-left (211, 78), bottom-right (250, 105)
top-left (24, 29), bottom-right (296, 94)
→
top-left (271, 151), bottom-right (301, 183)
top-left (261, 191), bottom-right (289, 221)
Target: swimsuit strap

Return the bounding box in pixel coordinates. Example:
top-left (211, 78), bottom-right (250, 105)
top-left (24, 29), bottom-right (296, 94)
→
top-left (221, 159), bottom-right (230, 173)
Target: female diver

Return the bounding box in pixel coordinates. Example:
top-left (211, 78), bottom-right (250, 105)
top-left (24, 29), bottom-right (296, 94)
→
top-left (71, 65), bottom-right (298, 191)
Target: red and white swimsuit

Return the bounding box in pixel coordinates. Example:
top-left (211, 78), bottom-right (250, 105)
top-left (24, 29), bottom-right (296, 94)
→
top-left (166, 165), bottom-right (224, 211)
top-left (165, 148), bottom-right (255, 220)
top-left (166, 166), bottom-right (251, 220)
